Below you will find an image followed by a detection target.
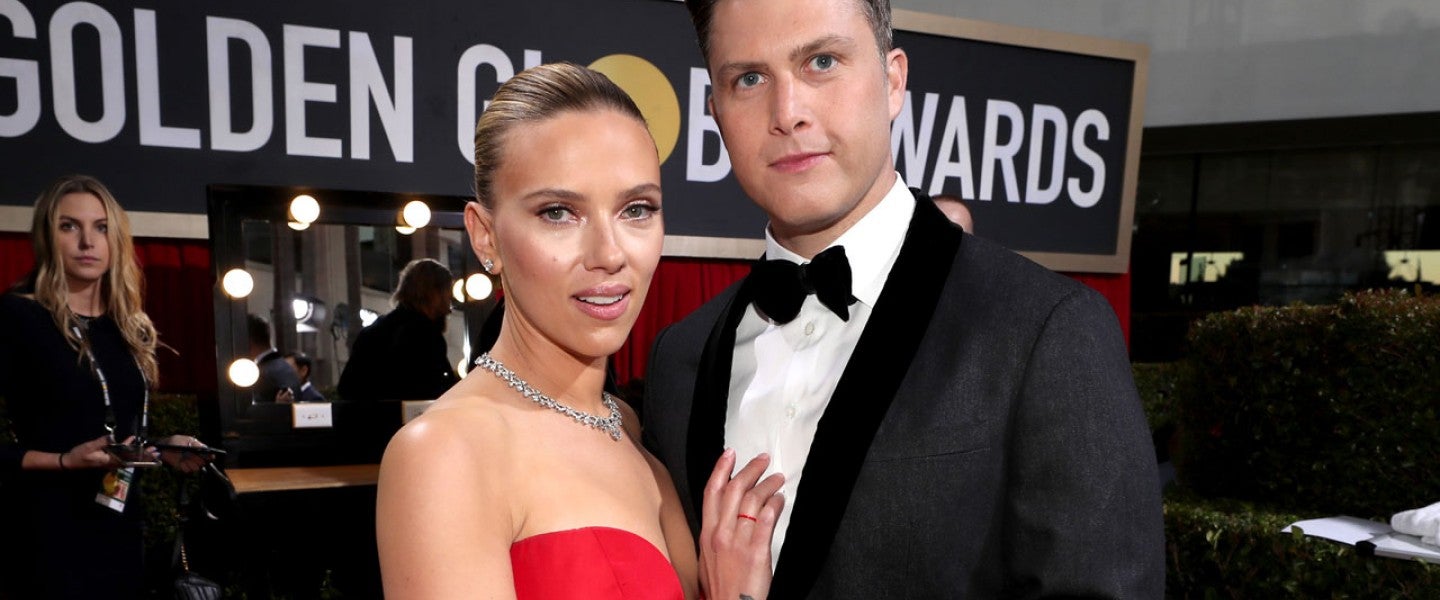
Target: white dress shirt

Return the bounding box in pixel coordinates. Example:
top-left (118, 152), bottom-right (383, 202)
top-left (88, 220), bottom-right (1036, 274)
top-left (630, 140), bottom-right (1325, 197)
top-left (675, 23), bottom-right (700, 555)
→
top-left (726, 175), bottom-right (916, 568)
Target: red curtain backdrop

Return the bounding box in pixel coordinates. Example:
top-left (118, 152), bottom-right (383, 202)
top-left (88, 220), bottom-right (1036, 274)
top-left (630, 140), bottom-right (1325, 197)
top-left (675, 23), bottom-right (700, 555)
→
top-left (133, 239), bottom-right (217, 395)
top-left (1066, 271), bottom-right (1132, 344)
top-left (611, 256), bottom-right (1133, 385)
top-left (612, 257), bottom-right (752, 387)
top-left (0, 232), bottom-right (216, 394)
top-left (0, 233), bottom-right (33, 293)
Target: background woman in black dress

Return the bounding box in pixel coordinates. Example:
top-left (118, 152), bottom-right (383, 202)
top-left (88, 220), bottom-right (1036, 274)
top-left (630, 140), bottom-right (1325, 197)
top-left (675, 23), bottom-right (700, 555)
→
top-left (0, 174), bottom-right (207, 599)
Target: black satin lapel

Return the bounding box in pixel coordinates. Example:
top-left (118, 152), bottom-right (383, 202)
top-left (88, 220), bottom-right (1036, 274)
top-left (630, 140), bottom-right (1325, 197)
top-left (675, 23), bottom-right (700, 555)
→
top-left (685, 279), bottom-right (754, 526)
top-left (770, 191), bottom-right (964, 598)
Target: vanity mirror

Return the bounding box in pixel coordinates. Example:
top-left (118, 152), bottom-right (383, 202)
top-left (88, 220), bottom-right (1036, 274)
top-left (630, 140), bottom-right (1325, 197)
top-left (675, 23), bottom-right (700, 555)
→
top-left (208, 185), bottom-right (495, 466)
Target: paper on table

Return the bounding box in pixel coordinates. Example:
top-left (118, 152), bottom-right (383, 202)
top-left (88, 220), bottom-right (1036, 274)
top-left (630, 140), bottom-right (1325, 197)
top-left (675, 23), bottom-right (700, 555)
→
top-left (1367, 532), bottom-right (1440, 564)
top-left (1283, 516), bottom-right (1440, 565)
top-left (1282, 516), bottom-right (1391, 545)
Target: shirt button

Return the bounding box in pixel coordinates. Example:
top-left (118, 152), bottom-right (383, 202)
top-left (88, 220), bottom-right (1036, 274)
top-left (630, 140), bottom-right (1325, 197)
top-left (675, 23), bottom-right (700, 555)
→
top-left (786, 405), bottom-right (797, 418)
top-left (804, 321), bottom-right (815, 336)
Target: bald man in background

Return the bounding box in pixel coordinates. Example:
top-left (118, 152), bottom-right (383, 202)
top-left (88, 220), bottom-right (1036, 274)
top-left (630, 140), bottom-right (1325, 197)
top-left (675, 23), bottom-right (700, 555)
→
top-left (932, 193), bottom-right (974, 232)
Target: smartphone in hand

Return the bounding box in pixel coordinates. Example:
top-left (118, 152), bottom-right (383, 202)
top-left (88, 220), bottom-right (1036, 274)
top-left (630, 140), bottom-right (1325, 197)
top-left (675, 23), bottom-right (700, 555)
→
top-left (151, 443), bottom-right (227, 458)
top-left (104, 443), bottom-right (161, 467)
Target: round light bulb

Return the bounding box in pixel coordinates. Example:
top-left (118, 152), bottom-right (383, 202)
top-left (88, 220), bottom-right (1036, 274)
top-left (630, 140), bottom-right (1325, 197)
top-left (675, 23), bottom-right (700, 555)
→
top-left (221, 269), bottom-right (254, 298)
top-left (229, 358), bottom-right (260, 388)
top-left (465, 273), bottom-right (493, 300)
top-left (287, 220), bottom-right (310, 231)
top-left (292, 298), bottom-right (313, 321)
top-left (452, 279), bottom-right (466, 303)
top-left (401, 200), bottom-right (431, 229)
top-left (289, 194), bottom-right (320, 224)
top-left (395, 225), bottom-right (416, 235)
top-left (456, 358), bottom-right (468, 378)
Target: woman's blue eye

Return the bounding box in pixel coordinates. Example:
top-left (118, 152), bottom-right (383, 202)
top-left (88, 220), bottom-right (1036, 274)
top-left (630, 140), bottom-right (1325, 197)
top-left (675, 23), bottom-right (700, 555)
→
top-left (541, 207), bottom-right (571, 222)
top-left (622, 204), bottom-right (657, 220)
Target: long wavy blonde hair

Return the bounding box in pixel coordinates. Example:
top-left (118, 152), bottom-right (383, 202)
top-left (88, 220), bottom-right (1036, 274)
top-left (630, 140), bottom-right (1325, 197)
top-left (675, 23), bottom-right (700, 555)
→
top-left (27, 175), bottom-right (158, 386)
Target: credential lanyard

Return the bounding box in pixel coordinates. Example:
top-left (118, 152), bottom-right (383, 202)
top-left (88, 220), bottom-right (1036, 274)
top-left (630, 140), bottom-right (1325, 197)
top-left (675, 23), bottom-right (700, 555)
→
top-left (73, 323), bottom-right (150, 443)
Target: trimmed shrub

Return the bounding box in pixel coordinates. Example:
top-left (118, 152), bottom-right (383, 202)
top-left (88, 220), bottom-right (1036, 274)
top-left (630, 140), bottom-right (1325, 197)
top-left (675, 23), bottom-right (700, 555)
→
top-left (1164, 491), bottom-right (1440, 599)
top-left (0, 397), bottom-right (10, 446)
top-left (1177, 289), bottom-right (1440, 516)
top-left (138, 393), bottom-right (206, 549)
top-left (1134, 361), bottom-right (1184, 432)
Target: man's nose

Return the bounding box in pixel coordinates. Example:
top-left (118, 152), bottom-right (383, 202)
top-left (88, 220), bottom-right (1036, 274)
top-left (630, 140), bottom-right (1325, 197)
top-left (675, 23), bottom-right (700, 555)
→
top-left (770, 76), bottom-right (811, 136)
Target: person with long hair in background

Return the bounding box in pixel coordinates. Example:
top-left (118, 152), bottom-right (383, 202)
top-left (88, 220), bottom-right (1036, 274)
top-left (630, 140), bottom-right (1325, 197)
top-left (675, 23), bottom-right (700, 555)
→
top-left (0, 174), bottom-right (209, 599)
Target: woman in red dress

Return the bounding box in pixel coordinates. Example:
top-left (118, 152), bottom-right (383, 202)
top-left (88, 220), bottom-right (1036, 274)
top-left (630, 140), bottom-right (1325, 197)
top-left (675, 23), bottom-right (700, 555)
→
top-left (376, 63), bottom-right (782, 600)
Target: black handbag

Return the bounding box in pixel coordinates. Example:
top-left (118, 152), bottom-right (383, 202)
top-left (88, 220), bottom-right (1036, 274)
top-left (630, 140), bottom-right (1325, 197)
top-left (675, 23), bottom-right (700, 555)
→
top-left (172, 557), bottom-right (221, 600)
top-left (172, 469), bottom-right (224, 600)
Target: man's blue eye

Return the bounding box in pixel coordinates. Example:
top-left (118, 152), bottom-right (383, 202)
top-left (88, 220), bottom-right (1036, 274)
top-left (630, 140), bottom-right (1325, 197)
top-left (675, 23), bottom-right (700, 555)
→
top-left (739, 73), bottom-right (762, 87)
top-left (812, 55), bottom-right (836, 70)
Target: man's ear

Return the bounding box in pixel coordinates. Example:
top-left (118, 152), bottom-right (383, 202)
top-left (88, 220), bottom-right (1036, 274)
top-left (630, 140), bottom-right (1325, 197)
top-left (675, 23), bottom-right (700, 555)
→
top-left (464, 201), bottom-right (501, 275)
top-left (885, 47), bottom-right (909, 120)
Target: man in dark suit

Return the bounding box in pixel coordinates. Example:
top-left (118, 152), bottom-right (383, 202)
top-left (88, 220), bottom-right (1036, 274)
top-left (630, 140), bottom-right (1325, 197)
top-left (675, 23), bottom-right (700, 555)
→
top-left (642, 0), bottom-right (1165, 597)
top-left (246, 314), bottom-right (301, 404)
top-left (337, 258), bottom-right (459, 402)
top-left (283, 351), bottom-right (327, 403)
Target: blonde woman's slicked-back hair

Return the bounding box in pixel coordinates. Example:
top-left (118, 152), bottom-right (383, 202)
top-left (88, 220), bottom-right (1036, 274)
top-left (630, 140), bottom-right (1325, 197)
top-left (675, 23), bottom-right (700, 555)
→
top-left (472, 62), bottom-right (647, 209)
top-left (28, 174), bottom-right (159, 386)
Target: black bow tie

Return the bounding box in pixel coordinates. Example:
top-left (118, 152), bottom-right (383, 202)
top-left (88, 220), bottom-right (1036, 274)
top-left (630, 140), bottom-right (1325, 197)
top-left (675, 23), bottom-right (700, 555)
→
top-left (748, 245), bottom-right (857, 324)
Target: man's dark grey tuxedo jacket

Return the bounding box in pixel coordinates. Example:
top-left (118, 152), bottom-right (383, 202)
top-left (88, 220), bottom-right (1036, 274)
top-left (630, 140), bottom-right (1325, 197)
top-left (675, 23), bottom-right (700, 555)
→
top-left (643, 192), bottom-right (1164, 599)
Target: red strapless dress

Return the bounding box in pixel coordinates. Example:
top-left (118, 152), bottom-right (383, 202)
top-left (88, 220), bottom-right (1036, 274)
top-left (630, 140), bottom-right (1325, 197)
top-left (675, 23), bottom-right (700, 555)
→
top-left (510, 526), bottom-right (685, 599)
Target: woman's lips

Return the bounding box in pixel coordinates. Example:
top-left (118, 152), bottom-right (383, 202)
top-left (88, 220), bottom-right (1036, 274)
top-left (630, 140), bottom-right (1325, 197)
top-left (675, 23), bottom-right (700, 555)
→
top-left (573, 286), bottom-right (631, 321)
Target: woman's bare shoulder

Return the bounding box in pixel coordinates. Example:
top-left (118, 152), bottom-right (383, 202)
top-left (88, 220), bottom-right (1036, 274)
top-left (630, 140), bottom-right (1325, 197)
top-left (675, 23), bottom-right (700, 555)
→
top-left (376, 384), bottom-right (523, 597)
top-left (382, 385), bottom-right (516, 478)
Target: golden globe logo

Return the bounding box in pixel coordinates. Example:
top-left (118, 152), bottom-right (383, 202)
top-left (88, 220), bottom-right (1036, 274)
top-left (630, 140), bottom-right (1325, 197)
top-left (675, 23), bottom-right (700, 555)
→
top-left (589, 54), bottom-right (682, 165)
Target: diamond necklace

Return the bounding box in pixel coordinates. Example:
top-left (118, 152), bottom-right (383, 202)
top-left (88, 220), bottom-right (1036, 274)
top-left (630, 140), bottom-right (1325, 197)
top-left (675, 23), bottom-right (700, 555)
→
top-left (473, 352), bottom-right (623, 441)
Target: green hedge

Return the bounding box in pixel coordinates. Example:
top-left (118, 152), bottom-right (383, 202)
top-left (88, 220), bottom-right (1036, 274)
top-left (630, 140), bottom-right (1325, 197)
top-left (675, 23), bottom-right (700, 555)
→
top-left (1164, 491), bottom-right (1440, 599)
top-left (1134, 361), bottom-right (1184, 433)
top-left (1177, 290), bottom-right (1440, 516)
top-left (138, 393), bottom-right (205, 549)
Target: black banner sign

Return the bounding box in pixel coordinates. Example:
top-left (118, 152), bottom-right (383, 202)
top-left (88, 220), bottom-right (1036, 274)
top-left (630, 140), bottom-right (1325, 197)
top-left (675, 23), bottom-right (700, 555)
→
top-left (0, 1), bottom-right (1144, 271)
